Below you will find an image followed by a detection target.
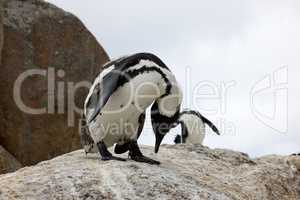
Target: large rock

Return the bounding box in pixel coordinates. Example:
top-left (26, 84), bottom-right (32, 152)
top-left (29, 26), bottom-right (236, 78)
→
top-left (0, 0), bottom-right (3, 63)
top-left (0, 144), bottom-right (299, 200)
top-left (0, 0), bottom-right (109, 166)
top-left (0, 145), bottom-right (22, 174)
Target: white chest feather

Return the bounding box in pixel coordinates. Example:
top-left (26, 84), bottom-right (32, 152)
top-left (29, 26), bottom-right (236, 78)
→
top-left (88, 71), bottom-right (166, 147)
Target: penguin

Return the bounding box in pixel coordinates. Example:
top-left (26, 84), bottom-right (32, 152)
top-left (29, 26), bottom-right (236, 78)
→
top-left (173, 110), bottom-right (220, 144)
top-left (82, 53), bottom-right (182, 165)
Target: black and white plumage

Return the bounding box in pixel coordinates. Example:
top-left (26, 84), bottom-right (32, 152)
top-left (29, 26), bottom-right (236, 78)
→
top-left (81, 53), bottom-right (182, 164)
top-left (174, 110), bottom-right (220, 144)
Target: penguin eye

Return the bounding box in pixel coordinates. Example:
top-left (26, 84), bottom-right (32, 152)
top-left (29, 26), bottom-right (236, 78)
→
top-left (171, 123), bottom-right (178, 128)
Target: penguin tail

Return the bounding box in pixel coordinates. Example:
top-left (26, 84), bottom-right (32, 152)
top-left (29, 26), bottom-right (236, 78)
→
top-left (201, 116), bottom-right (220, 135)
top-left (174, 134), bottom-right (182, 144)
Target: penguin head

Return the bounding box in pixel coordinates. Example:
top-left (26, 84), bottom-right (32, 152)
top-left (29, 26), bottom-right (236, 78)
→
top-left (173, 109), bottom-right (220, 144)
top-left (151, 99), bottom-right (181, 153)
top-left (173, 111), bottom-right (204, 144)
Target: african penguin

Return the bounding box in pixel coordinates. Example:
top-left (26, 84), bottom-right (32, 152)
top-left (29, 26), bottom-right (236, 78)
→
top-left (173, 110), bottom-right (220, 144)
top-left (82, 53), bottom-right (182, 165)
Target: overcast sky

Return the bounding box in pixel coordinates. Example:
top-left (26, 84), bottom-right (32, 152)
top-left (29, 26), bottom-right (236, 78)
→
top-left (47, 0), bottom-right (300, 157)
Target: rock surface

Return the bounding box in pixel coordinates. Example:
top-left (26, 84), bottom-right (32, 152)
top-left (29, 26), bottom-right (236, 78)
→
top-left (286, 154), bottom-right (300, 173)
top-left (0, 0), bottom-right (109, 166)
top-left (0, 145), bottom-right (22, 174)
top-left (0, 144), bottom-right (299, 200)
top-left (0, 0), bottom-right (3, 63)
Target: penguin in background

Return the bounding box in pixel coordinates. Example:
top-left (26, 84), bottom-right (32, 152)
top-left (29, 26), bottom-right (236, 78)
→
top-left (81, 53), bottom-right (182, 165)
top-left (174, 110), bottom-right (220, 144)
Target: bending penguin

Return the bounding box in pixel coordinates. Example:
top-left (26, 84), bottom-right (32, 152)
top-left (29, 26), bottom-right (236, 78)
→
top-left (81, 53), bottom-right (182, 165)
top-left (174, 110), bottom-right (220, 144)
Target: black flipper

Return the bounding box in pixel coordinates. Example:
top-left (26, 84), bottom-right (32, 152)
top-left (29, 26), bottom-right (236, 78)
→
top-left (97, 141), bottom-right (126, 161)
top-left (87, 68), bottom-right (126, 123)
top-left (201, 116), bottom-right (220, 135)
top-left (128, 141), bottom-right (160, 165)
top-left (114, 112), bottom-right (146, 154)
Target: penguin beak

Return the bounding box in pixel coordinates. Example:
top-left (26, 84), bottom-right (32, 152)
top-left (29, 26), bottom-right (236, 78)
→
top-left (154, 133), bottom-right (164, 153)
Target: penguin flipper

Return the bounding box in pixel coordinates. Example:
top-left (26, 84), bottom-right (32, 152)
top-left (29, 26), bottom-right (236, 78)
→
top-left (87, 72), bottom-right (120, 122)
top-left (201, 116), bottom-right (220, 135)
top-left (87, 60), bottom-right (133, 123)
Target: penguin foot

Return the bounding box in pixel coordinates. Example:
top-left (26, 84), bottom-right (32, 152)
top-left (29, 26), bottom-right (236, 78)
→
top-left (97, 141), bottom-right (126, 162)
top-left (101, 155), bottom-right (126, 162)
top-left (128, 141), bottom-right (160, 165)
top-left (130, 155), bottom-right (160, 165)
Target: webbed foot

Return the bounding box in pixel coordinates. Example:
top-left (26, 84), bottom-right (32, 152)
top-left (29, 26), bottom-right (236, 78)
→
top-left (97, 141), bottom-right (126, 162)
top-left (130, 155), bottom-right (160, 165)
top-left (128, 141), bottom-right (160, 165)
top-left (101, 155), bottom-right (126, 161)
